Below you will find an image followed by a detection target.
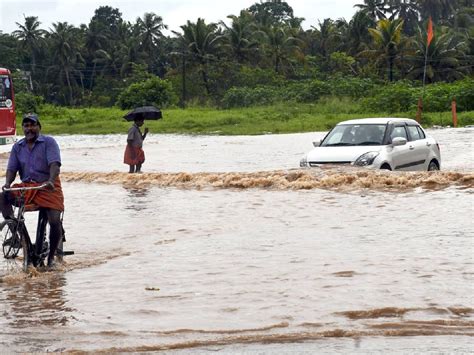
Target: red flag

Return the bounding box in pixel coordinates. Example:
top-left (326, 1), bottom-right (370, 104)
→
top-left (427, 17), bottom-right (434, 46)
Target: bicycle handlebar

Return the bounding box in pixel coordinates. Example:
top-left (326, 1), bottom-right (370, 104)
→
top-left (2, 183), bottom-right (50, 192)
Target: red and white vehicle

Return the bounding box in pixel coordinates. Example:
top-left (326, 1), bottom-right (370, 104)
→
top-left (0, 68), bottom-right (16, 145)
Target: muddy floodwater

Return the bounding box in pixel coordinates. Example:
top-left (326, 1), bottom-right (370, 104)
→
top-left (0, 128), bottom-right (473, 353)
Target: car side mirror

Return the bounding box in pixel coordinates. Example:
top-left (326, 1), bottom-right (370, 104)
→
top-left (391, 137), bottom-right (407, 146)
top-left (313, 140), bottom-right (321, 147)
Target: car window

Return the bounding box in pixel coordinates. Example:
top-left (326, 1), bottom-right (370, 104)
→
top-left (323, 124), bottom-right (385, 146)
top-left (407, 125), bottom-right (421, 141)
top-left (326, 128), bottom-right (344, 145)
top-left (390, 126), bottom-right (407, 140)
top-left (417, 126), bottom-right (426, 139)
top-left (323, 125), bottom-right (354, 145)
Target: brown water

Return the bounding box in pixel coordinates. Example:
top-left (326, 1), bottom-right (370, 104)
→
top-left (0, 128), bottom-right (473, 353)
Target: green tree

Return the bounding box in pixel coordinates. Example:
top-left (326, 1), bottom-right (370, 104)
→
top-left (247, 0), bottom-right (301, 26)
top-left (47, 22), bottom-right (85, 105)
top-left (262, 24), bottom-right (303, 73)
top-left (116, 76), bottom-right (177, 109)
top-left (84, 20), bottom-right (110, 92)
top-left (354, 0), bottom-right (389, 22)
top-left (407, 24), bottom-right (470, 82)
top-left (329, 52), bottom-right (357, 75)
top-left (0, 32), bottom-right (19, 69)
top-left (220, 11), bottom-right (260, 64)
top-left (311, 19), bottom-right (338, 61)
top-left (417, 0), bottom-right (458, 24)
top-left (347, 11), bottom-right (375, 55)
top-left (89, 6), bottom-right (124, 38)
top-left (365, 18), bottom-right (405, 81)
top-left (386, 0), bottom-right (420, 34)
top-left (12, 16), bottom-right (47, 81)
top-left (88, 6), bottom-right (126, 74)
top-left (178, 18), bottom-right (222, 95)
top-left (136, 12), bottom-right (167, 73)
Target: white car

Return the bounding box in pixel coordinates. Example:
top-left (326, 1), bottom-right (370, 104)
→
top-left (300, 118), bottom-right (441, 171)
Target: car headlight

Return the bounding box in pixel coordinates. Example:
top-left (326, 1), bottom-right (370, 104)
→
top-left (300, 156), bottom-right (308, 167)
top-left (354, 152), bottom-right (379, 166)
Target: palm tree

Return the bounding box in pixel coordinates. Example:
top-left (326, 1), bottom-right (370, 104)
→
top-left (365, 18), bottom-right (405, 81)
top-left (262, 24), bottom-right (303, 73)
top-left (137, 12), bottom-right (168, 69)
top-left (220, 11), bottom-right (260, 64)
top-left (407, 25), bottom-right (470, 82)
top-left (310, 19), bottom-right (338, 61)
top-left (417, 0), bottom-right (458, 24)
top-left (84, 20), bottom-right (110, 92)
top-left (178, 18), bottom-right (222, 94)
top-left (354, 0), bottom-right (389, 22)
top-left (12, 16), bottom-right (47, 81)
top-left (47, 22), bottom-right (85, 105)
top-left (347, 11), bottom-right (375, 55)
top-left (118, 36), bottom-right (147, 77)
top-left (386, 0), bottom-right (420, 34)
top-left (0, 33), bottom-right (18, 69)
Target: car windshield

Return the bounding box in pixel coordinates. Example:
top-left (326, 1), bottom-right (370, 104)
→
top-left (321, 124), bottom-right (386, 146)
top-left (0, 75), bottom-right (13, 107)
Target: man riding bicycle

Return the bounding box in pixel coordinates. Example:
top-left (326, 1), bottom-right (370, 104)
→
top-left (0, 113), bottom-right (64, 268)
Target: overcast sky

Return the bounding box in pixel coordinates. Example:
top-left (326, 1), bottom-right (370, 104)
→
top-left (0, 0), bottom-right (360, 35)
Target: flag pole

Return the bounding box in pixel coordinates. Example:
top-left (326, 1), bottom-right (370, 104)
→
top-left (417, 44), bottom-right (429, 123)
top-left (423, 17), bottom-right (433, 92)
top-left (422, 42), bottom-right (429, 94)
top-left (418, 17), bottom-right (433, 123)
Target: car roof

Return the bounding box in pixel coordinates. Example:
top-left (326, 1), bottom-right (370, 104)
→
top-left (336, 117), bottom-right (419, 125)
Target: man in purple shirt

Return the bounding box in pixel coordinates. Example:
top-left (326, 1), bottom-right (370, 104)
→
top-left (0, 113), bottom-right (64, 268)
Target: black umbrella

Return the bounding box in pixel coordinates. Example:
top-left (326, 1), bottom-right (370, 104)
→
top-left (124, 106), bottom-right (163, 121)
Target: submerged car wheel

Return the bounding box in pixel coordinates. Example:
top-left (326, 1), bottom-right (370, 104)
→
top-left (428, 160), bottom-right (439, 171)
top-left (380, 164), bottom-right (391, 171)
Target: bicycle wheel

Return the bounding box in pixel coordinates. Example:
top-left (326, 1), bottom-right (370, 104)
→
top-left (1, 219), bottom-right (21, 259)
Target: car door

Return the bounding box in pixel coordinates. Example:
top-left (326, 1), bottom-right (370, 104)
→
top-left (389, 125), bottom-right (413, 171)
top-left (406, 125), bottom-right (430, 170)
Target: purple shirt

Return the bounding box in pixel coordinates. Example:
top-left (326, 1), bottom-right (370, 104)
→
top-left (7, 135), bottom-right (62, 183)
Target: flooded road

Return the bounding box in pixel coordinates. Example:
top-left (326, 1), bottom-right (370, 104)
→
top-left (0, 128), bottom-right (473, 353)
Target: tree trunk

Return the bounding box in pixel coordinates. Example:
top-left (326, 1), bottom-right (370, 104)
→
top-left (65, 70), bottom-right (74, 105)
top-left (389, 57), bottom-right (394, 82)
top-left (200, 62), bottom-right (210, 95)
top-left (31, 53), bottom-right (36, 92)
top-left (89, 61), bottom-right (97, 95)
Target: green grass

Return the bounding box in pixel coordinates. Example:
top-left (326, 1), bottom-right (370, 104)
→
top-left (21, 102), bottom-right (474, 136)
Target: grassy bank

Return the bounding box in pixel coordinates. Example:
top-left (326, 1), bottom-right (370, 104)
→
top-left (24, 101), bottom-right (474, 136)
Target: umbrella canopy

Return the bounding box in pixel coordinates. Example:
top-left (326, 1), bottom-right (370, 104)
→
top-left (124, 106), bottom-right (162, 121)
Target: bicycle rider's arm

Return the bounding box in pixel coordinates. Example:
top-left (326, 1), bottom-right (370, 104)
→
top-left (4, 169), bottom-right (16, 189)
top-left (47, 162), bottom-right (60, 188)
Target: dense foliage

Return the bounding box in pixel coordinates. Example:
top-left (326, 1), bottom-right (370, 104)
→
top-left (116, 77), bottom-right (178, 109)
top-left (0, 0), bottom-right (472, 112)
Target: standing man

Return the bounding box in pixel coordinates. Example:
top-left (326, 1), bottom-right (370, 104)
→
top-left (0, 113), bottom-right (64, 268)
top-left (124, 114), bottom-right (148, 173)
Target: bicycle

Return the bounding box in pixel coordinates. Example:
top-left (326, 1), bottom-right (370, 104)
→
top-left (1, 183), bottom-right (73, 271)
